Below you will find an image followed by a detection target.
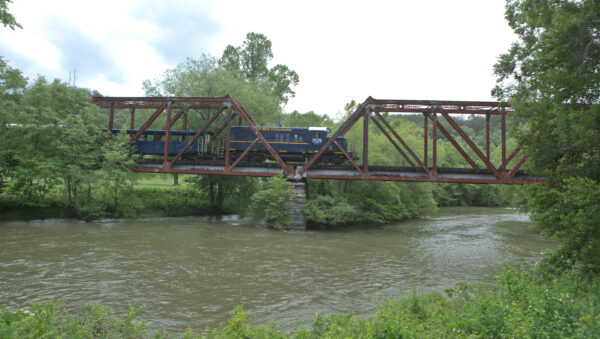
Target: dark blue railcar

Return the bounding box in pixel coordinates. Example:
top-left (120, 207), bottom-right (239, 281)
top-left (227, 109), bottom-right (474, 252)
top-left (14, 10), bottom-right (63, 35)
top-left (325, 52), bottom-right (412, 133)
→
top-left (112, 129), bottom-right (211, 158)
top-left (229, 126), bottom-right (350, 164)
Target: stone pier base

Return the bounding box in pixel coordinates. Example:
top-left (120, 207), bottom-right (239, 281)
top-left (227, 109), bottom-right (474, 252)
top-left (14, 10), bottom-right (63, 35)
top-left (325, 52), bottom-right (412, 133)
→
top-left (289, 180), bottom-right (307, 230)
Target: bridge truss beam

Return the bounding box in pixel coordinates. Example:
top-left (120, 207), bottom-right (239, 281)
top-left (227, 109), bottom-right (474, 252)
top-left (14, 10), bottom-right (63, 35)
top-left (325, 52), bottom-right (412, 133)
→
top-left (92, 96), bottom-right (544, 185)
top-left (92, 96), bottom-right (294, 177)
top-left (298, 97), bottom-right (538, 184)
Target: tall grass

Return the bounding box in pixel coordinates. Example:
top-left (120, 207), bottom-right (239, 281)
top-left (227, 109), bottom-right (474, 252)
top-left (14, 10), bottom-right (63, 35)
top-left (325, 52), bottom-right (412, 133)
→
top-left (3, 264), bottom-right (599, 338)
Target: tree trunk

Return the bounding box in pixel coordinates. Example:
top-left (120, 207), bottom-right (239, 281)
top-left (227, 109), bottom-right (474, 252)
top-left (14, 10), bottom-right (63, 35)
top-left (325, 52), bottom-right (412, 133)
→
top-left (67, 180), bottom-right (73, 205)
top-left (114, 185), bottom-right (119, 210)
top-left (216, 183), bottom-right (224, 212)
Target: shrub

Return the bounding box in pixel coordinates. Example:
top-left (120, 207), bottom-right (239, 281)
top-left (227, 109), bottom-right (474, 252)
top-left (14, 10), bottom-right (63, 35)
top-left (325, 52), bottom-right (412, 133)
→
top-left (303, 195), bottom-right (360, 228)
top-left (0, 302), bottom-right (147, 338)
top-left (248, 175), bottom-right (294, 230)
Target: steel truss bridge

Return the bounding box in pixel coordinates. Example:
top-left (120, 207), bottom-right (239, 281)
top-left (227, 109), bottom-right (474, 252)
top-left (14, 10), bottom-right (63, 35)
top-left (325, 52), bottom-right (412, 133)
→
top-left (92, 96), bottom-right (544, 185)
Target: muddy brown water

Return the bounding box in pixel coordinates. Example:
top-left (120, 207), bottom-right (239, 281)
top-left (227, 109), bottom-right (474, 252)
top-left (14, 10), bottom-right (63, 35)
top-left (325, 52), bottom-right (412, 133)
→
top-left (0, 207), bottom-right (555, 334)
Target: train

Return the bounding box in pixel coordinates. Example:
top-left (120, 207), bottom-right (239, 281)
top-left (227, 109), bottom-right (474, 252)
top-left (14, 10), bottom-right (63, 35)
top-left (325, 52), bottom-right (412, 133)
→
top-left (112, 126), bottom-right (354, 164)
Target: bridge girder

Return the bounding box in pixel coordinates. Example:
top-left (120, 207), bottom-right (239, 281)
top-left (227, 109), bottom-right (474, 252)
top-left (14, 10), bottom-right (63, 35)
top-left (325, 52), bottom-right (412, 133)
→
top-left (92, 96), bottom-right (543, 185)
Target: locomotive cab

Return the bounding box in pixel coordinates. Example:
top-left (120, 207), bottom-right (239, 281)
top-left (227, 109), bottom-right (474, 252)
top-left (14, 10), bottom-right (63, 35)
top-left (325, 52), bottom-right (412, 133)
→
top-left (308, 127), bottom-right (330, 148)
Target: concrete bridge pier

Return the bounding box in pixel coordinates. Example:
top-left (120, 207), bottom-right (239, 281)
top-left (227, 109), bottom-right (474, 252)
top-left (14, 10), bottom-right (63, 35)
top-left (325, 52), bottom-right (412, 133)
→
top-left (289, 180), bottom-right (308, 230)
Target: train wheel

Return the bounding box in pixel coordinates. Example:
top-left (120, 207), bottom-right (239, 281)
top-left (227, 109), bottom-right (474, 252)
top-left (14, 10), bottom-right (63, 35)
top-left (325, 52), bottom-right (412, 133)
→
top-left (249, 153), bottom-right (265, 163)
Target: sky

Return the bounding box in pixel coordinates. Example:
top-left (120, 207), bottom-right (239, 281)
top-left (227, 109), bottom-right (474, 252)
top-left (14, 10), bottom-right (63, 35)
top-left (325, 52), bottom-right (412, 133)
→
top-left (1, 0), bottom-right (516, 117)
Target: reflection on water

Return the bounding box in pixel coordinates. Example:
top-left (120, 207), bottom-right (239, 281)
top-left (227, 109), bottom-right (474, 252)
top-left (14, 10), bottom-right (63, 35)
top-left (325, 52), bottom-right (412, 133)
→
top-left (0, 207), bottom-right (554, 334)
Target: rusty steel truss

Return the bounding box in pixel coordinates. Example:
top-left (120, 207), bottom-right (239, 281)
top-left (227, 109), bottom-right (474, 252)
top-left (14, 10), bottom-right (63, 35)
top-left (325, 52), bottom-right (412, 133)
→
top-left (92, 96), bottom-right (544, 184)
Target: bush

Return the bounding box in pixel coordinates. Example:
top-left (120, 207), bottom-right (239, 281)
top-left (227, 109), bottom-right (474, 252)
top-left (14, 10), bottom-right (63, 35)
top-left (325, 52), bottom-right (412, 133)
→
top-left (526, 177), bottom-right (600, 275)
top-left (248, 175), bottom-right (294, 230)
top-left (0, 302), bottom-right (147, 338)
top-left (292, 264), bottom-right (600, 338)
top-left (303, 195), bottom-right (360, 228)
top-left (304, 181), bottom-right (436, 228)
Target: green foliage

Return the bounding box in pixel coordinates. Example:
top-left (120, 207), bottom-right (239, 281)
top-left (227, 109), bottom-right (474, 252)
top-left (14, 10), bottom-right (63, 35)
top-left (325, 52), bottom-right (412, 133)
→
top-left (0, 0), bottom-right (21, 30)
top-left (0, 302), bottom-right (147, 338)
top-left (218, 32), bottom-right (299, 105)
top-left (185, 175), bottom-right (258, 214)
top-left (248, 175), bottom-right (295, 230)
top-left (304, 180), bottom-right (436, 228)
top-left (280, 111), bottom-right (333, 128)
top-left (494, 0), bottom-right (600, 272)
top-left (99, 132), bottom-right (136, 211)
top-left (143, 55), bottom-right (282, 126)
top-left (432, 183), bottom-right (526, 207)
top-left (0, 180), bottom-right (210, 221)
top-left (193, 306), bottom-right (286, 339)
top-left (129, 186), bottom-right (209, 217)
top-left (526, 177), bottom-right (600, 275)
top-left (0, 195), bottom-right (69, 220)
top-left (303, 195), bottom-right (360, 227)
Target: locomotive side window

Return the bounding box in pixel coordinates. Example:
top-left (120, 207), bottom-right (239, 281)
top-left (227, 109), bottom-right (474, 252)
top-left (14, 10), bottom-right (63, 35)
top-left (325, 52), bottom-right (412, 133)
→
top-left (293, 135), bottom-right (298, 142)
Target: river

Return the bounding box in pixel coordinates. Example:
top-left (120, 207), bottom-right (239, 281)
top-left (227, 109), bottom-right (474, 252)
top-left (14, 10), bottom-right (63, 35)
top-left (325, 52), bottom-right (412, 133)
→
top-left (0, 207), bottom-right (554, 334)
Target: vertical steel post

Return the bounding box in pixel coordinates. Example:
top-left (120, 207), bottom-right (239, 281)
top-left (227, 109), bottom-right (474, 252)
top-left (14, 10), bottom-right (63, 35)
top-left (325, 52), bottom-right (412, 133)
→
top-left (501, 110), bottom-right (506, 170)
top-left (163, 103), bottom-right (172, 171)
top-left (486, 113), bottom-right (490, 161)
top-left (108, 102), bottom-right (115, 138)
top-left (432, 112), bottom-right (437, 180)
top-left (424, 113), bottom-right (428, 167)
top-left (129, 105), bottom-right (136, 130)
top-left (224, 106), bottom-right (233, 173)
top-left (182, 111), bottom-right (187, 141)
top-left (363, 108), bottom-right (369, 177)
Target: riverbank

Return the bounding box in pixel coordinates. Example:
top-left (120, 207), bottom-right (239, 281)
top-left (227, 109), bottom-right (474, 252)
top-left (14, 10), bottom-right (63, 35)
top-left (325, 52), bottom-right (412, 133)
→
top-left (0, 185), bottom-right (212, 221)
top-left (2, 264), bottom-right (598, 338)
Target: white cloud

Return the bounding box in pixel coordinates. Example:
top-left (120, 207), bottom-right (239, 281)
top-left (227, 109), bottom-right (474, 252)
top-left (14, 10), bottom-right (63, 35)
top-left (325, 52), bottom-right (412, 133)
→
top-left (206, 0), bottom-right (516, 115)
top-left (0, 0), bottom-right (515, 116)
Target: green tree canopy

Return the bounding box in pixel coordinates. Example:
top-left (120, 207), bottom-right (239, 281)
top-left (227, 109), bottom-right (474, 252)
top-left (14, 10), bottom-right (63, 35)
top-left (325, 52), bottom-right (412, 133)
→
top-left (0, 0), bottom-right (21, 30)
top-left (219, 32), bottom-right (299, 105)
top-left (494, 0), bottom-right (600, 273)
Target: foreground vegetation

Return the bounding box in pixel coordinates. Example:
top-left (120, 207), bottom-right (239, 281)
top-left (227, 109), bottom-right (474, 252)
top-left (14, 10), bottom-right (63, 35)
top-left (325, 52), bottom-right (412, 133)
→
top-left (2, 264), bottom-right (598, 338)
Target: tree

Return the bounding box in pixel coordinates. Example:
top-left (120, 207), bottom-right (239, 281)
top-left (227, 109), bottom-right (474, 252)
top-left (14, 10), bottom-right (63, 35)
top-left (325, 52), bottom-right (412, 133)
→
top-left (0, 72), bottom-right (135, 218)
top-left (280, 110), bottom-right (333, 128)
top-left (0, 0), bottom-right (21, 30)
top-left (494, 0), bottom-right (600, 273)
top-left (100, 133), bottom-right (136, 212)
top-left (144, 52), bottom-right (284, 214)
top-left (219, 32), bottom-right (299, 105)
top-left (0, 57), bottom-right (27, 190)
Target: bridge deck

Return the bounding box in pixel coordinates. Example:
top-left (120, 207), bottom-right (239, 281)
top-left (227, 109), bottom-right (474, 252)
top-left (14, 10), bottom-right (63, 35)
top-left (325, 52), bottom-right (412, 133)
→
top-left (134, 159), bottom-right (543, 184)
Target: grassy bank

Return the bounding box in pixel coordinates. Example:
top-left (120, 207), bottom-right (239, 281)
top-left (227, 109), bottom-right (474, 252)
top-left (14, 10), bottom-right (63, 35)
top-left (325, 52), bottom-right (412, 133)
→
top-left (0, 174), bottom-right (219, 221)
top-left (0, 185), bottom-right (212, 221)
top-left (2, 264), bottom-right (599, 338)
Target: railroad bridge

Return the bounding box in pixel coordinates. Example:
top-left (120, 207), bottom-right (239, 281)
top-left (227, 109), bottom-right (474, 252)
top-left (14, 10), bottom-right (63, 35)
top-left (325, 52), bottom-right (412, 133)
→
top-left (92, 95), bottom-right (541, 185)
top-left (93, 96), bottom-right (543, 230)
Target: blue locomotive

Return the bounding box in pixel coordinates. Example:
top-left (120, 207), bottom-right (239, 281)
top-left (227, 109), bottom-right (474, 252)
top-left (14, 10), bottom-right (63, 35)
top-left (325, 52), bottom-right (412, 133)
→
top-left (115, 126), bottom-right (352, 164)
top-left (229, 126), bottom-right (350, 164)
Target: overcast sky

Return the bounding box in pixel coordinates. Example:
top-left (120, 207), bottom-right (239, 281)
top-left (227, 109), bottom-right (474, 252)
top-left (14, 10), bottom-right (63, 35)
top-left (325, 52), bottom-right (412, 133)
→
top-left (1, 0), bottom-right (515, 117)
